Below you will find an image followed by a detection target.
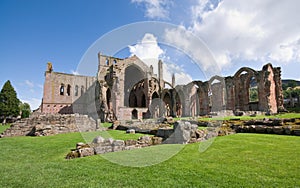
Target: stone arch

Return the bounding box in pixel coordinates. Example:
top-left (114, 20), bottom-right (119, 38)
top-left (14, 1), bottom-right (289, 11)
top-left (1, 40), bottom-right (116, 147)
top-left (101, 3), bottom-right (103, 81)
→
top-left (208, 75), bottom-right (226, 112)
top-left (162, 91), bottom-right (172, 117)
top-left (149, 77), bottom-right (161, 93)
top-left (234, 67), bottom-right (259, 111)
top-left (124, 64), bottom-right (145, 107)
top-left (152, 91), bottom-right (159, 99)
top-left (164, 81), bottom-right (173, 89)
top-left (234, 67), bottom-right (257, 78)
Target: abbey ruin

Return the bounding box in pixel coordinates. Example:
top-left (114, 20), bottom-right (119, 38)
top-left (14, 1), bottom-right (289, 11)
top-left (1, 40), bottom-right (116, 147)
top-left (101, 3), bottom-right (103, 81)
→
top-left (40, 53), bottom-right (284, 122)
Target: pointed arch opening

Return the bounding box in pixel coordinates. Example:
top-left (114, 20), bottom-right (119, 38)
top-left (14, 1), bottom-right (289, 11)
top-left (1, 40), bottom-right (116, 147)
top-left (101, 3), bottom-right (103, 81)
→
top-left (152, 92), bottom-right (159, 99)
top-left (249, 76), bottom-right (258, 102)
top-left (106, 88), bottom-right (111, 110)
top-left (67, 84), bottom-right (71, 96)
top-left (60, 84), bottom-right (64, 95)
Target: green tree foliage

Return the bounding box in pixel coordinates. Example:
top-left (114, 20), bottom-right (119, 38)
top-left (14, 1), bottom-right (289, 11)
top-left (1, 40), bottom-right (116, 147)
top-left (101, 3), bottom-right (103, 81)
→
top-left (20, 102), bottom-right (31, 118)
top-left (0, 80), bottom-right (20, 123)
top-left (283, 88), bottom-right (300, 99)
top-left (283, 89), bottom-right (291, 99)
top-left (288, 80), bottom-right (298, 88)
top-left (282, 83), bottom-right (288, 90)
top-left (249, 87), bottom-right (258, 102)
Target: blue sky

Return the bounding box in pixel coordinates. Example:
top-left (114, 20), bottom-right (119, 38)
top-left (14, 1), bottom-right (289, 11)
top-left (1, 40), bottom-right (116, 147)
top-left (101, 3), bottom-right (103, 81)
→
top-left (1, 0), bottom-right (300, 110)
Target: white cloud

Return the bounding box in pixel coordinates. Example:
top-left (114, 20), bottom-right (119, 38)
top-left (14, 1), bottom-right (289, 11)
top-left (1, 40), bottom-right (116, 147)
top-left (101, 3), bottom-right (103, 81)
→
top-left (20, 98), bottom-right (41, 111)
top-left (25, 80), bottom-right (34, 88)
top-left (71, 70), bottom-right (79, 75)
top-left (18, 80), bottom-right (42, 110)
top-left (131, 0), bottom-right (170, 19)
top-left (163, 26), bottom-right (222, 78)
top-left (129, 33), bottom-right (193, 85)
top-left (188, 0), bottom-right (300, 68)
top-left (163, 63), bottom-right (192, 85)
top-left (129, 33), bottom-right (165, 75)
top-left (133, 0), bottom-right (300, 77)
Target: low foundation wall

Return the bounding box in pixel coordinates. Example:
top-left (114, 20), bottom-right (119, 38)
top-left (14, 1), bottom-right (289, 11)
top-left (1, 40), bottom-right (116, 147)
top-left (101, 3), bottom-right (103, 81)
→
top-left (0, 113), bottom-right (99, 137)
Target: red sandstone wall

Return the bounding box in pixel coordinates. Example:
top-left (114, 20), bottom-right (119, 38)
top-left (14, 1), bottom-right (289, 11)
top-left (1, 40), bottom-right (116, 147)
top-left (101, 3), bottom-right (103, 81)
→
top-left (42, 71), bottom-right (96, 114)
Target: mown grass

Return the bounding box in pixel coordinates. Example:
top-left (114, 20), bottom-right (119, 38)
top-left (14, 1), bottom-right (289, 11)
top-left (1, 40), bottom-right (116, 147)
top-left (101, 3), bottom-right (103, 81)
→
top-left (81, 129), bottom-right (151, 143)
top-left (0, 124), bottom-right (10, 133)
top-left (200, 112), bottom-right (300, 121)
top-left (0, 131), bottom-right (299, 187)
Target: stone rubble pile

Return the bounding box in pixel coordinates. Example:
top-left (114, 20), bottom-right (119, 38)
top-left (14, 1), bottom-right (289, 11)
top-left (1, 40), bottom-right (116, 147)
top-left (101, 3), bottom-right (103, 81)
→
top-left (230, 118), bottom-right (300, 136)
top-left (66, 135), bottom-right (163, 159)
top-left (65, 120), bottom-right (223, 160)
top-left (162, 121), bottom-right (219, 144)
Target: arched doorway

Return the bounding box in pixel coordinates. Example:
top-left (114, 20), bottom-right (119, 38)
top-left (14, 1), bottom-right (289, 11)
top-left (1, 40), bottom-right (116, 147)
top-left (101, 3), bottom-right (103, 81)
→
top-left (163, 92), bottom-right (171, 117)
top-left (132, 109), bottom-right (138, 119)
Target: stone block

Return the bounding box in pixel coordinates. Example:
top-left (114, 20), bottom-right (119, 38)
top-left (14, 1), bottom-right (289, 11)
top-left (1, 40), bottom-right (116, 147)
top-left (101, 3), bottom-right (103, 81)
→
top-left (125, 139), bottom-right (137, 146)
top-left (92, 136), bottom-right (105, 144)
top-left (94, 146), bottom-right (113, 154)
top-left (126, 129), bottom-right (135, 134)
top-left (293, 129), bottom-right (300, 136)
top-left (273, 126), bottom-right (284, 134)
top-left (151, 137), bottom-right (163, 145)
top-left (79, 147), bottom-right (94, 157)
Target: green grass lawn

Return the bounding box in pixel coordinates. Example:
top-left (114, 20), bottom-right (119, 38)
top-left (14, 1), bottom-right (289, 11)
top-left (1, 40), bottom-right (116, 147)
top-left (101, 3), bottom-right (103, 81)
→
top-left (199, 112), bottom-right (300, 121)
top-left (0, 124), bottom-right (10, 133)
top-left (0, 131), bottom-right (299, 187)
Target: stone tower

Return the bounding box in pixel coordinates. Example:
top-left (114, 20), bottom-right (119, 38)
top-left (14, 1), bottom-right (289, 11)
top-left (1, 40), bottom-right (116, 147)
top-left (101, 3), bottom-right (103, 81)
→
top-left (158, 59), bottom-right (164, 89)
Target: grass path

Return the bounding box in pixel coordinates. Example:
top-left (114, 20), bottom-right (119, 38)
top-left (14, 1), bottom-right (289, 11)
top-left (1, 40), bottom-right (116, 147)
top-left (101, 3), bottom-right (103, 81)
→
top-left (0, 132), bottom-right (299, 187)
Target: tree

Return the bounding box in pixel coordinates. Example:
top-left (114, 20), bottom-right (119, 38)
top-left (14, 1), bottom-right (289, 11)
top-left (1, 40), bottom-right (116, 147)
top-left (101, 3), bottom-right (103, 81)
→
top-left (20, 102), bottom-right (31, 118)
top-left (288, 80), bottom-right (297, 89)
top-left (0, 80), bottom-right (20, 123)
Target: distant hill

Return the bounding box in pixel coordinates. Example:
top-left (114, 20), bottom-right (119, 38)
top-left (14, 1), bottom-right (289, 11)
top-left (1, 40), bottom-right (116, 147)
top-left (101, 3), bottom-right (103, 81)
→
top-left (282, 79), bottom-right (300, 86)
top-left (282, 79), bottom-right (300, 90)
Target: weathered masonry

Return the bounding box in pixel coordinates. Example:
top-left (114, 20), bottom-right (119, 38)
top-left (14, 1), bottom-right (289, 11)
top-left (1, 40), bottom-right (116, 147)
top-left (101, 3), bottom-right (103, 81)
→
top-left (40, 53), bottom-right (284, 121)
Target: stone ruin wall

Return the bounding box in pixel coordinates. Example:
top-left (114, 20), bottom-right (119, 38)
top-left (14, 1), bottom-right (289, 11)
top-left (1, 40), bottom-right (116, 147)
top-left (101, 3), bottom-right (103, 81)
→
top-left (42, 65), bottom-right (96, 114)
top-left (41, 55), bottom-right (284, 121)
top-left (0, 114), bottom-right (98, 138)
top-left (175, 63), bottom-right (284, 117)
